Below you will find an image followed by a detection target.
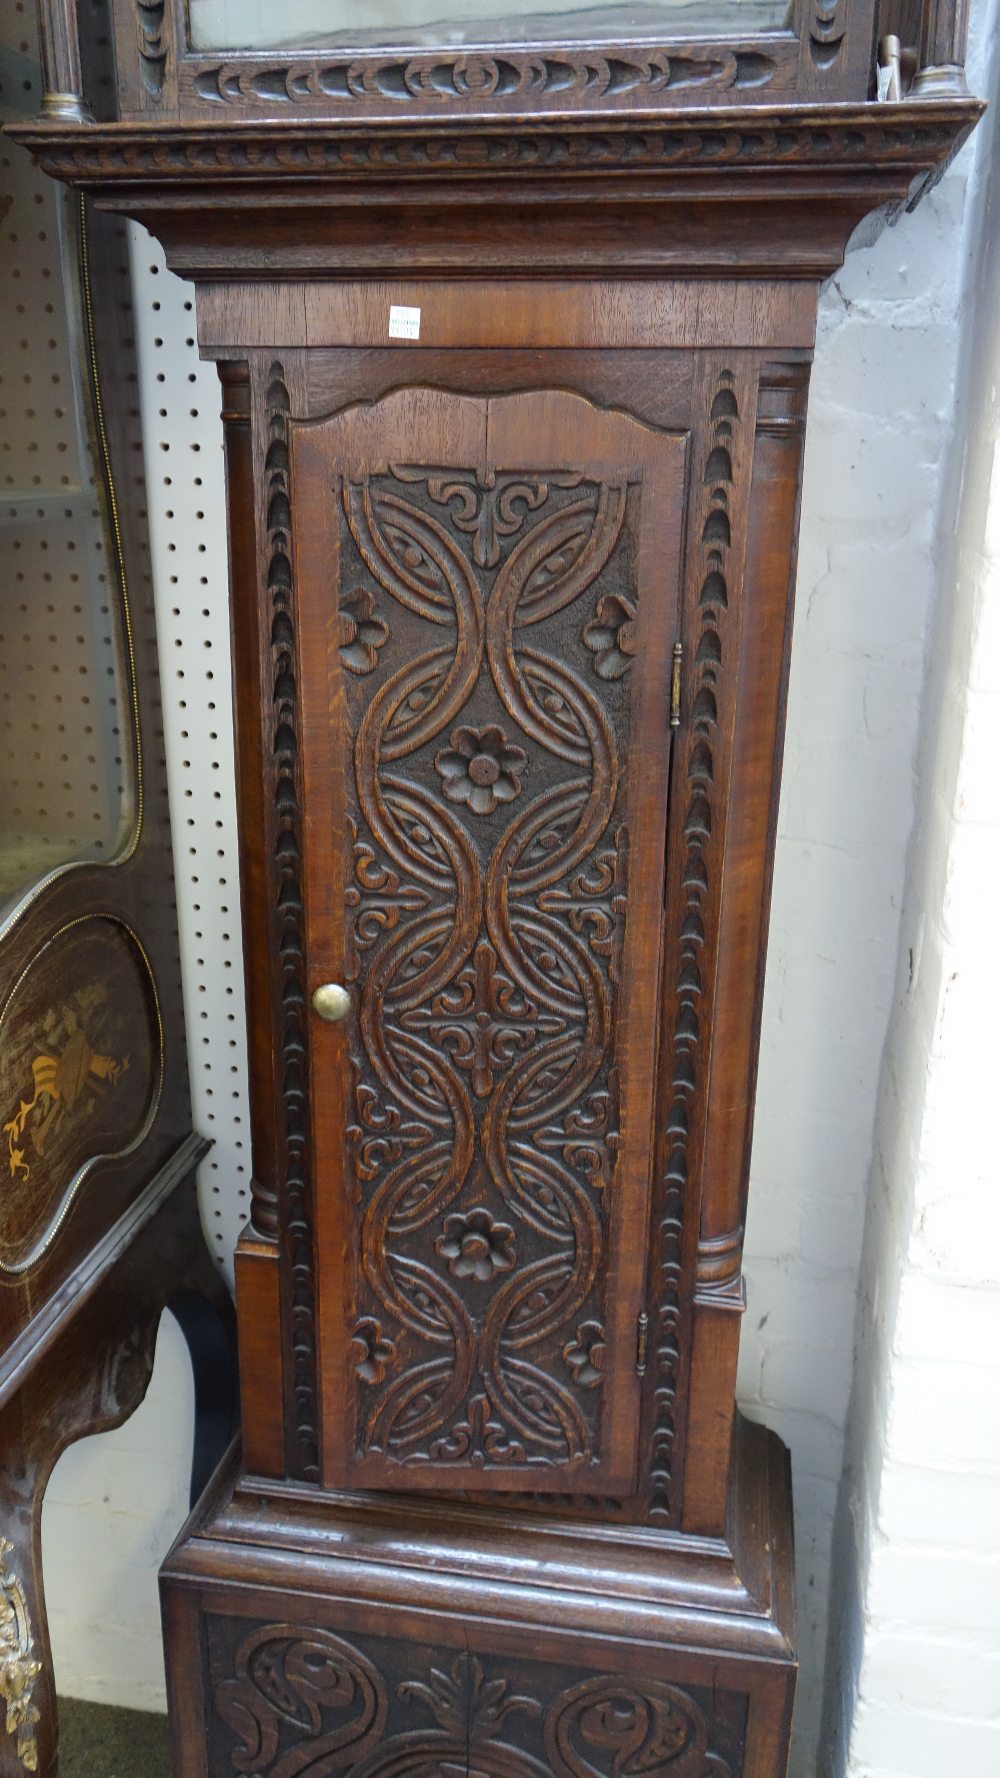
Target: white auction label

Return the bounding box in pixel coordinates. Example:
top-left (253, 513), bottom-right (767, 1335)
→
top-left (388, 304), bottom-right (421, 340)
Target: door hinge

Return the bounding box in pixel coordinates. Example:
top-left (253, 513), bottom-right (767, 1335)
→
top-left (636, 1311), bottom-right (650, 1377)
top-left (670, 640), bottom-right (684, 729)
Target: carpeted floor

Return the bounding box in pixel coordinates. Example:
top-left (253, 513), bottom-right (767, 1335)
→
top-left (59, 1699), bottom-right (170, 1778)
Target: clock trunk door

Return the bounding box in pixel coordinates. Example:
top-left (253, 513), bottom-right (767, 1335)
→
top-left (293, 386), bottom-right (685, 1493)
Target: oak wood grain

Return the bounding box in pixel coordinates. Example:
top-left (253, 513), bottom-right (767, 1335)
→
top-left (12, 12), bottom-right (982, 1777)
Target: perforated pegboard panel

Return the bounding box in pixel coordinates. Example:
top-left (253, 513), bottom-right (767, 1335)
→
top-left (128, 228), bottom-right (250, 1281)
top-left (0, 30), bottom-right (129, 910)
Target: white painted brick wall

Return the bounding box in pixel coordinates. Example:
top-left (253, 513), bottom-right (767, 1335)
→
top-left (738, 73), bottom-right (999, 1757)
top-left (36, 16), bottom-right (998, 1772)
top-left (824, 4), bottom-right (1000, 1768)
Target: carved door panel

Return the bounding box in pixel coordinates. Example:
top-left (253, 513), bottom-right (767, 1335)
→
top-left (293, 386), bottom-right (685, 1493)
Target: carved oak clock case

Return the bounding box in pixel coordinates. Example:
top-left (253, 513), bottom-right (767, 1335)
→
top-left (10, 0), bottom-right (982, 1773)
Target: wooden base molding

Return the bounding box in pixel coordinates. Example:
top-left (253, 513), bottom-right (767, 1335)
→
top-left (163, 1415), bottom-right (796, 1778)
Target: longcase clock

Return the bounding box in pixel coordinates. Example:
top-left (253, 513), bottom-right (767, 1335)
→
top-left (10, 0), bottom-right (983, 1774)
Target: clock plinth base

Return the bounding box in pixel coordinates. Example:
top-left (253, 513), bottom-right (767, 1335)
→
top-left (161, 1414), bottom-right (795, 1778)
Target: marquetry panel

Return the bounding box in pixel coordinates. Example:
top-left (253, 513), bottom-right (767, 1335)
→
top-left (0, 916), bottom-right (161, 1276)
top-left (294, 387), bottom-right (685, 1493)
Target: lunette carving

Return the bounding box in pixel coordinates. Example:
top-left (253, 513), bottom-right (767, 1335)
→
top-left (0, 1540), bottom-right (40, 1774)
top-left (809, 0), bottom-right (848, 68)
top-left (214, 1624), bottom-right (736, 1778)
top-left (190, 47), bottom-right (777, 111)
top-left (135, 1), bottom-right (167, 98)
top-left (338, 446), bottom-right (642, 1478)
top-left (264, 362), bottom-right (318, 1480)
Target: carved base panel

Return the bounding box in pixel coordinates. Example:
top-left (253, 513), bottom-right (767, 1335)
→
top-left (160, 1416), bottom-right (796, 1778)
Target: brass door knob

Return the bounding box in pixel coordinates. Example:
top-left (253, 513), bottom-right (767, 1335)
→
top-left (312, 982), bottom-right (352, 1023)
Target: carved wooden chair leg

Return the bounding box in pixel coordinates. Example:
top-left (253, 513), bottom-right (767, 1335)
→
top-left (168, 1261), bottom-right (239, 1508)
top-left (0, 1313), bottom-right (162, 1778)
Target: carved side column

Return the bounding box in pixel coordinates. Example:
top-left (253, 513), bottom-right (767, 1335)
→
top-left (223, 360), bottom-right (287, 1481)
top-left (225, 357), bottom-right (318, 1483)
top-left (681, 360), bottom-right (810, 1536)
top-left (650, 354), bottom-right (757, 1536)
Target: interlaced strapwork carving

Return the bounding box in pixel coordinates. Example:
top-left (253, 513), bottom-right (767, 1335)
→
top-left (339, 464), bottom-right (639, 1475)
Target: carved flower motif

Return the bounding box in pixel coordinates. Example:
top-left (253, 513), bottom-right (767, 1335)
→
top-left (401, 1652), bottom-right (538, 1739)
top-left (434, 725), bottom-right (528, 816)
top-left (351, 1316), bottom-right (396, 1384)
top-left (338, 587), bottom-right (389, 675)
top-left (435, 1209), bottom-right (517, 1282)
top-left (562, 1320), bottom-right (606, 1388)
top-left (582, 594), bottom-right (637, 680)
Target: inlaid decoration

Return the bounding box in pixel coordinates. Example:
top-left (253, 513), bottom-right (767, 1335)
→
top-left (0, 918), bottom-right (161, 1275)
top-left (4, 1011), bottom-right (129, 1185)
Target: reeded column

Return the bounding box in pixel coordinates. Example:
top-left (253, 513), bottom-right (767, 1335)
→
top-left (36, 0), bottom-right (93, 122)
top-left (912, 0), bottom-right (971, 95)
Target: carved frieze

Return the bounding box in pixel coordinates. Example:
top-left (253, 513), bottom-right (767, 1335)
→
top-left (211, 1620), bottom-right (744, 1778)
top-left (16, 109), bottom-right (975, 188)
top-left (188, 46), bottom-right (778, 111)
